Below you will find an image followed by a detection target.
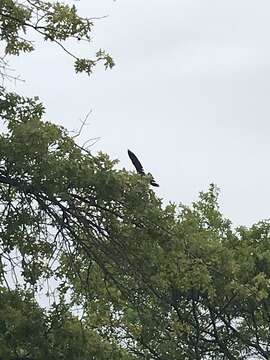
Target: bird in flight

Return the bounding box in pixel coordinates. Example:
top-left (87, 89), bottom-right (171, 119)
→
top-left (127, 149), bottom-right (159, 187)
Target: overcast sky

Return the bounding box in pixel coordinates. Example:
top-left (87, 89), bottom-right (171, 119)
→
top-left (7, 0), bottom-right (270, 227)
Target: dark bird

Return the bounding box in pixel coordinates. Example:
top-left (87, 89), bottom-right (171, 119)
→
top-left (127, 149), bottom-right (159, 187)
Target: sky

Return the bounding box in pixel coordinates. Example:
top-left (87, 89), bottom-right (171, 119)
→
top-left (7, 0), bottom-right (270, 227)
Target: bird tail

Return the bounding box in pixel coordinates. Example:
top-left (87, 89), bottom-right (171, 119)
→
top-left (150, 179), bottom-right (159, 187)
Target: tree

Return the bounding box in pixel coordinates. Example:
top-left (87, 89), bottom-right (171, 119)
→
top-left (0, 0), bottom-right (114, 80)
top-left (0, 287), bottom-right (133, 359)
top-left (1, 1), bottom-right (270, 360)
top-left (2, 92), bottom-right (270, 359)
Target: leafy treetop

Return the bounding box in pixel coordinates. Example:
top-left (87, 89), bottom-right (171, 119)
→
top-left (1, 88), bottom-right (270, 359)
top-left (0, 0), bottom-right (114, 79)
top-left (1, 1), bottom-right (270, 359)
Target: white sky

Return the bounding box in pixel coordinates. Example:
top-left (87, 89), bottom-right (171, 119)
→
top-left (7, 0), bottom-right (270, 227)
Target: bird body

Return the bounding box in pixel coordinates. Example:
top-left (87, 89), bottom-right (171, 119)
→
top-left (127, 149), bottom-right (159, 187)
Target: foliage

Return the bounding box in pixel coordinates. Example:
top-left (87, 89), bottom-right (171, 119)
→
top-left (1, 87), bottom-right (270, 359)
top-left (0, 0), bottom-right (114, 79)
top-left (1, 1), bottom-right (270, 359)
top-left (0, 287), bottom-right (132, 359)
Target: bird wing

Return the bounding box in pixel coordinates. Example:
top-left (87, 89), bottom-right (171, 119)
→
top-left (127, 149), bottom-right (145, 175)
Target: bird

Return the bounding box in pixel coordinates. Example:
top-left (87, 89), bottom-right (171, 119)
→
top-left (127, 149), bottom-right (159, 187)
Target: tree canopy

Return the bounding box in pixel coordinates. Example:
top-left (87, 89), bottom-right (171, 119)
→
top-left (1, 1), bottom-right (270, 360)
top-left (0, 0), bottom-right (114, 79)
